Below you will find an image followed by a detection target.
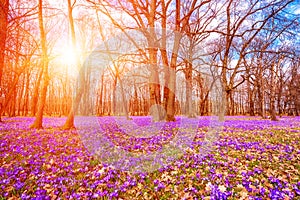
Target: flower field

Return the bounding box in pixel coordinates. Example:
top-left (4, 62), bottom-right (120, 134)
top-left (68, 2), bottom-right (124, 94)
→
top-left (0, 116), bottom-right (299, 199)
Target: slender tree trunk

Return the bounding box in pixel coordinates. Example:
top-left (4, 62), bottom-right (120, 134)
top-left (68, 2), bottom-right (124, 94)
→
top-left (11, 88), bottom-right (16, 117)
top-left (98, 73), bottom-right (104, 116)
top-left (132, 85), bottom-right (138, 116)
top-left (0, 71), bottom-right (21, 118)
top-left (104, 84), bottom-right (108, 115)
top-left (118, 76), bottom-right (130, 120)
top-left (161, 0), bottom-right (169, 120)
top-left (63, 0), bottom-right (81, 129)
top-left (270, 62), bottom-right (278, 121)
top-left (30, 0), bottom-right (49, 129)
top-left (231, 92), bottom-right (235, 115)
top-left (23, 69), bottom-right (30, 116)
top-left (277, 87), bottom-right (282, 117)
top-left (259, 75), bottom-right (266, 118)
top-left (18, 74), bottom-right (25, 116)
top-left (248, 84), bottom-right (255, 116)
top-left (220, 0), bottom-right (232, 121)
top-left (112, 77), bottom-right (117, 115)
top-left (245, 61), bottom-right (255, 116)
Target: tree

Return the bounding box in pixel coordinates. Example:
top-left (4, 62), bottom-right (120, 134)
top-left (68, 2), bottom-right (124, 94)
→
top-left (0, 0), bottom-right (9, 121)
top-left (63, 0), bottom-right (81, 129)
top-left (287, 57), bottom-right (300, 116)
top-left (30, 0), bottom-right (49, 128)
top-left (178, 2), bottom-right (217, 117)
top-left (242, 1), bottom-right (299, 118)
top-left (0, 0), bottom-right (40, 119)
top-left (86, 0), bottom-right (212, 121)
top-left (0, 0), bottom-right (299, 120)
top-left (160, 0), bottom-right (213, 121)
top-left (212, 0), bottom-right (294, 117)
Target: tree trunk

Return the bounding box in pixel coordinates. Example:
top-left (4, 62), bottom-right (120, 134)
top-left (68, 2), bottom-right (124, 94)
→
top-left (10, 88), bottom-right (16, 117)
top-left (224, 91), bottom-right (230, 116)
top-left (0, 71), bottom-right (21, 118)
top-left (248, 85), bottom-right (255, 116)
top-left (270, 63), bottom-right (278, 121)
top-left (30, 0), bottom-right (49, 129)
top-left (31, 63), bottom-right (43, 116)
top-left (118, 76), bottom-right (130, 120)
top-left (81, 66), bottom-right (91, 115)
top-left (132, 84), bottom-right (138, 116)
top-left (259, 80), bottom-right (266, 119)
top-left (166, 68), bottom-right (176, 121)
top-left (18, 74), bottom-right (25, 116)
top-left (112, 76), bottom-right (117, 115)
top-left (277, 88), bottom-right (282, 117)
top-left (0, 0), bottom-right (9, 121)
top-left (98, 73), bottom-right (104, 116)
top-left (185, 60), bottom-right (195, 118)
top-left (0, 0), bottom-right (8, 87)
top-left (63, 0), bottom-right (81, 129)
top-left (63, 68), bottom-right (85, 128)
top-left (23, 69), bottom-right (30, 116)
top-left (147, 0), bottom-right (164, 121)
top-left (165, 0), bottom-right (181, 122)
top-left (160, 0), bottom-right (169, 120)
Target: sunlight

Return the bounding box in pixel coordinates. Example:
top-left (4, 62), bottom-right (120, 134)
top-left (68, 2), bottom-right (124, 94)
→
top-left (60, 45), bottom-right (77, 67)
top-left (56, 45), bottom-right (80, 77)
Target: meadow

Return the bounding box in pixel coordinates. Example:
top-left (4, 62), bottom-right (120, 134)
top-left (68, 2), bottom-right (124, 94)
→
top-left (0, 116), bottom-right (299, 199)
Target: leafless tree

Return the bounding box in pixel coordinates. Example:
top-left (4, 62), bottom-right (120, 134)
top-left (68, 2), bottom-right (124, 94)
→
top-left (30, 0), bottom-right (50, 129)
top-left (211, 0), bottom-right (294, 117)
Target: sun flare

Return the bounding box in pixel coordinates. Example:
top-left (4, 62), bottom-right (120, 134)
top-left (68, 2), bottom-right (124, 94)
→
top-left (56, 45), bottom-right (80, 77)
top-left (60, 46), bottom-right (77, 67)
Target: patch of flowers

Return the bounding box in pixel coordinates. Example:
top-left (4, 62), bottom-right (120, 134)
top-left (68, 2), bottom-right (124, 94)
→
top-left (0, 116), bottom-right (299, 199)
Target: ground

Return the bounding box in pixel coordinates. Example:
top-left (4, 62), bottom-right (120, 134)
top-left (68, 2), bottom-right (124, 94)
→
top-left (0, 116), bottom-right (299, 199)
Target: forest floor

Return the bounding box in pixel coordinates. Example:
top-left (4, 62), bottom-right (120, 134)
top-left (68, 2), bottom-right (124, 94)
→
top-left (0, 116), bottom-right (299, 199)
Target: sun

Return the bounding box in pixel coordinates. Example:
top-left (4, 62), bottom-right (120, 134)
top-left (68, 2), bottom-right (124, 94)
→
top-left (60, 46), bottom-right (78, 67)
top-left (56, 45), bottom-right (80, 77)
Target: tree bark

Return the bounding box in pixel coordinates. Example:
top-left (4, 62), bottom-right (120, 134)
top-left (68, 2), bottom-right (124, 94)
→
top-left (185, 60), bottom-right (195, 118)
top-left (0, 0), bottom-right (9, 121)
top-left (165, 0), bottom-right (181, 122)
top-left (98, 73), bottom-right (104, 116)
top-left (0, 0), bottom-right (8, 86)
top-left (30, 0), bottom-right (49, 129)
top-left (63, 0), bottom-right (81, 129)
top-left (23, 68), bottom-right (30, 116)
top-left (270, 62), bottom-right (278, 121)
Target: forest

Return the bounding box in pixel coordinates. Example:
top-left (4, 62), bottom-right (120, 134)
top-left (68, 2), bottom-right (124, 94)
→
top-left (0, 0), bottom-right (299, 126)
top-left (0, 0), bottom-right (300, 199)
